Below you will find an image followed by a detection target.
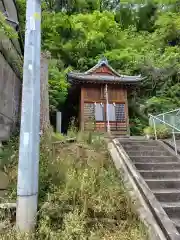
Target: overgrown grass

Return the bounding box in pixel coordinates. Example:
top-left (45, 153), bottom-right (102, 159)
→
top-left (0, 135), bottom-right (19, 203)
top-left (0, 130), bottom-right (148, 239)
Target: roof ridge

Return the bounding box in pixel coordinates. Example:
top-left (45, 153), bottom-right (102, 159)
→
top-left (84, 58), bottom-right (121, 77)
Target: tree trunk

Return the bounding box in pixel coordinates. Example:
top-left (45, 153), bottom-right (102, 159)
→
top-left (40, 53), bottom-right (50, 133)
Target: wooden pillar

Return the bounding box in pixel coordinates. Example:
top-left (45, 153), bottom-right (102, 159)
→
top-left (80, 87), bottom-right (85, 131)
top-left (105, 84), bottom-right (110, 133)
top-left (124, 89), bottom-right (130, 136)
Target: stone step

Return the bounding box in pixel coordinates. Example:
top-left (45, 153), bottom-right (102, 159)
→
top-left (153, 189), bottom-right (180, 202)
top-left (162, 202), bottom-right (180, 219)
top-left (121, 144), bottom-right (165, 151)
top-left (139, 170), bottom-right (180, 179)
top-left (112, 131), bottom-right (127, 135)
top-left (120, 141), bottom-right (158, 147)
top-left (135, 162), bottom-right (180, 171)
top-left (119, 139), bottom-right (180, 234)
top-left (128, 150), bottom-right (172, 157)
top-left (130, 156), bottom-right (177, 163)
top-left (145, 179), bottom-right (180, 189)
top-left (171, 218), bottom-right (180, 233)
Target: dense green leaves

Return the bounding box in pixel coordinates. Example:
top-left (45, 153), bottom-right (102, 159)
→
top-left (48, 59), bottom-right (70, 111)
top-left (17, 0), bottom-right (180, 132)
top-left (0, 13), bottom-right (18, 39)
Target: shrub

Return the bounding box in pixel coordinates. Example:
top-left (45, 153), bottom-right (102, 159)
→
top-left (143, 126), bottom-right (153, 136)
top-left (51, 132), bottom-right (66, 142)
top-left (156, 125), bottom-right (171, 139)
top-left (143, 124), bottom-right (171, 139)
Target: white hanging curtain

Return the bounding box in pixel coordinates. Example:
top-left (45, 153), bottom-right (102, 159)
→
top-left (108, 104), bottom-right (116, 121)
top-left (95, 103), bottom-right (104, 121)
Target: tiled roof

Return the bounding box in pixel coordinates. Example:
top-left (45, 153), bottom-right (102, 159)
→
top-left (68, 72), bottom-right (142, 83)
top-left (68, 58), bottom-right (143, 84)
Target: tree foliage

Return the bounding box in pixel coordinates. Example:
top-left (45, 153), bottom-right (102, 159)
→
top-left (17, 0), bottom-right (180, 132)
top-left (0, 13), bottom-right (18, 39)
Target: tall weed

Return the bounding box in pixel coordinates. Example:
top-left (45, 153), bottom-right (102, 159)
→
top-left (0, 129), bottom-right (148, 239)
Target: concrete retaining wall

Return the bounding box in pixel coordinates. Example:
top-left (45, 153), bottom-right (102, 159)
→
top-left (0, 52), bottom-right (21, 139)
top-left (0, 52), bottom-right (21, 123)
top-left (0, 0), bottom-right (22, 140)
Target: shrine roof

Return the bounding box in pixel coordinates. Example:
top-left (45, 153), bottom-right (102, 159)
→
top-left (68, 58), bottom-right (143, 84)
top-left (68, 72), bottom-right (142, 83)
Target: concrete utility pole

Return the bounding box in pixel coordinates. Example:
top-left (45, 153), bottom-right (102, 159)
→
top-left (16, 0), bottom-right (41, 232)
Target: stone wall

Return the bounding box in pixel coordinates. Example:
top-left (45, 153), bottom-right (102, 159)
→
top-left (0, 0), bottom-right (22, 140)
top-left (0, 52), bottom-right (21, 140)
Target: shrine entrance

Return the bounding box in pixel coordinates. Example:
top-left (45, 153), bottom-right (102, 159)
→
top-left (68, 58), bottom-right (142, 136)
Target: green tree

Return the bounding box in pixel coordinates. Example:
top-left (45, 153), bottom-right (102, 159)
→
top-left (48, 59), bottom-right (70, 112)
top-left (16, 0), bottom-right (180, 132)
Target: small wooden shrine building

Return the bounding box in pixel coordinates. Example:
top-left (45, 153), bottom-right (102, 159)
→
top-left (68, 58), bottom-right (142, 136)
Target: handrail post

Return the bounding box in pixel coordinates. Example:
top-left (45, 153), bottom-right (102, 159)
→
top-left (149, 113), bottom-right (179, 156)
top-left (172, 128), bottom-right (177, 155)
top-left (162, 114), bottom-right (165, 123)
top-left (152, 118), bottom-right (157, 140)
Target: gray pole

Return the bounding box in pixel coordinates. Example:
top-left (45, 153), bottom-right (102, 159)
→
top-left (56, 112), bottom-right (62, 133)
top-left (16, 0), bottom-right (41, 232)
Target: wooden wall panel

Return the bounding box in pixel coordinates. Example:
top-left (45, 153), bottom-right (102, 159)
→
top-left (84, 87), bottom-right (101, 101)
top-left (84, 85), bottom-right (127, 102)
top-left (80, 84), bottom-right (129, 135)
top-left (95, 122), bottom-right (105, 131)
top-left (108, 87), bottom-right (126, 102)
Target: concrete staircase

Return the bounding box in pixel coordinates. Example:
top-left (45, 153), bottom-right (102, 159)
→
top-left (119, 139), bottom-right (180, 233)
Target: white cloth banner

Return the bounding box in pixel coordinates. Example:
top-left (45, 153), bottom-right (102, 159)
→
top-left (95, 103), bottom-right (104, 121)
top-left (108, 104), bottom-right (116, 121)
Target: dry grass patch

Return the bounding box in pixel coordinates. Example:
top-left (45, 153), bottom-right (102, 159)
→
top-left (0, 131), bottom-right (148, 239)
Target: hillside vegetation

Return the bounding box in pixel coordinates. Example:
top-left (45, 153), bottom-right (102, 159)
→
top-left (0, 131), bottom-right (148, 239)
top-left (16, 0), bottom-right (180, 134)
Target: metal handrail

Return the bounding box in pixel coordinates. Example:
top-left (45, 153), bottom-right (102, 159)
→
top-left (149, 114), bottom-right (180, 132)
top-left (149, 114), bottom-right (180, 155)
top-left (156, 108), bottom-right (180, 117)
